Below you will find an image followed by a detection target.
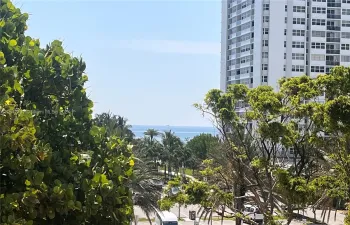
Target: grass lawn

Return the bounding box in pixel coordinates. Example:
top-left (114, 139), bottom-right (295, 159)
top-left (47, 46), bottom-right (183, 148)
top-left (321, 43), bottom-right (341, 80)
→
top-left (184, 168), bottom-right (194, 176)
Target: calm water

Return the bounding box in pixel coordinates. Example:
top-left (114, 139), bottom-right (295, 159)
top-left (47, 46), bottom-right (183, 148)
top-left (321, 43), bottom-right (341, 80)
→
top-left (131, 125), bottom-right (218, 141)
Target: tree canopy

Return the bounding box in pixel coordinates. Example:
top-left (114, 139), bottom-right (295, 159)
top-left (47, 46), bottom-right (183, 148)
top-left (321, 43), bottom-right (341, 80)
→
top-left (0, 1), bottom-right (134, 224)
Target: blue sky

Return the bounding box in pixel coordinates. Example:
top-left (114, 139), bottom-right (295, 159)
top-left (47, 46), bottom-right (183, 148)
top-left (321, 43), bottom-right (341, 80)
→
top-left (17, 0), bottom-right (221, 126)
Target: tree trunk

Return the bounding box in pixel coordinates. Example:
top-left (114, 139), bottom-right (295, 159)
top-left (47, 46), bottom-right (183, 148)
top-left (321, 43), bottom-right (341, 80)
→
top-left (234, 184), bottom-right (245, 225)
top-left (221, 205), bottom-right (225, 225)
top-left (327, 207), bottom-right (331, 224)
top-left (178, 203), bottom-right (181, 219)
top-left (146, 212), bottom-right (152, 225)
top-left (286, 207), bottom-right (294, 225)
top-left (164, 164), bottom-right (167, 179)
top-left (168, 162), bottom-right (172, 178)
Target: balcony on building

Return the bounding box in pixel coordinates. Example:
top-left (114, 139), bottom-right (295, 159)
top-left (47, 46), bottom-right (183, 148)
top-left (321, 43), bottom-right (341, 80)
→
top-left (327, 14), bottom-right (341, 19)
top-left (327, 25), bottom-right (341, 31)
top-left (327, 8), bottom-right (341, 19)
top-left (326, 32), bottom-right (341, 42)
top-left (326, 55), bottom-right (340, 66)
top-left (326, 37), bottom-right (340, 42)
top-left (326, 60), bottom-right (340, 65)
top-left (327, 2), bottom-right (341, 7)
top-left (326, 43), bottom-right (341, 54)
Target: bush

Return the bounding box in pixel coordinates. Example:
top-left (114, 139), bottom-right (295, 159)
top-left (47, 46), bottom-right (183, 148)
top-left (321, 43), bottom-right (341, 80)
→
top-left (0, 1), bottom-right (134, 224)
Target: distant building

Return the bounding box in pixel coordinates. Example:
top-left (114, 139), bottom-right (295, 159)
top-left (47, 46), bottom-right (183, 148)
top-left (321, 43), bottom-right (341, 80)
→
top-left (221, 0), bottom-right (350, 91)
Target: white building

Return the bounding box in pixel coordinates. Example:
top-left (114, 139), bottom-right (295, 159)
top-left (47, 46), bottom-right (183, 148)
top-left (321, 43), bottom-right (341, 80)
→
top-left (221, 0), bottom-right (350, 91)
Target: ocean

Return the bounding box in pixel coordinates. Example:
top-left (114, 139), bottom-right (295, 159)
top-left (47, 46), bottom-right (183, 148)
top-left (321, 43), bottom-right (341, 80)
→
top-left (131, 125), bottom-right (218, 141)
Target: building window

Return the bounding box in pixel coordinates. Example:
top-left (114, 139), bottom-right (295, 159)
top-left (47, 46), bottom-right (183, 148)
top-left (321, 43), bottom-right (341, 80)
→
top-left (240, 56), bottom-right (251, 63)
top-left (293, 6), bottom-right (306, 13)
top-left (240, 44), bottom-right (251, 53)
top-left (292, 65), bottom-right (304, 72)
top-left (262, 52), bottom-right (268, 58)
top-left (263, 16), bottom-right (269, 23)
top-left (284, 29), bottom-right (287, 35)
top-left (292, 30), bottom-right (305, 36)
top-left (284, 41), bottom-right (287, 47)
top-left (289, 147), bottom-right (295, 155)
top-left (313, 0), bottom-right (326, 2)
top-left (312, 7), bottom-right (326, 14)
top-left (342, 9), bottom-right (350, 15)
top-left (342, 44), bottom-right (350, 50)
top-left (342, 20), bottom-right (350, 27)
top-left (293, 18), bottom-right (306, 25)
top-left (263, 3), bottom-right (269, 10)
top-left (311, 54), bottom-right (325, 61)
top-left (312, 19), bottom-right (326, 26)
top-left (292, 53), bottom-right (304, 60)
top-left (311, 42), bottom-right (325, 49)
top-left (342, 32), bottom-right (350, 39)
top-left (262, 76), bottom-right (268, 82)
top-left (284, 53), bottom-right (286, 59)
top-left (262, 40), bottom-right (269, 47)
top-left (285, 5), bottom-right (287, 12)
top-left (311, 66), bottom-right (325, 73)
top-left (312, 31), bottom-right (326, 37)
top-left (262, 64), bottom-right (268, 70)
top-left (285, 17), bottom-right (287, 23)
top-left (341, 55), bottom-right (350, 62)
top-left (263, 28), bottom-right (269, 35)
top-left (241, 1), bottom-right (247, 9)
top-left (343, 0), bottom-right (350, 3)
top-left (292, 41), bottom-right (305, 48)
top-left (284, 65), bottom-right (286, 71)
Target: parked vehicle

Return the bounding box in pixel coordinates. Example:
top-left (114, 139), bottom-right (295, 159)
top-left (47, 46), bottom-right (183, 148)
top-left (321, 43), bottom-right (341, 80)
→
top-left (243, 204), bottom-right (264, 225)
top-left (154, 210), bottom-right (178, 225)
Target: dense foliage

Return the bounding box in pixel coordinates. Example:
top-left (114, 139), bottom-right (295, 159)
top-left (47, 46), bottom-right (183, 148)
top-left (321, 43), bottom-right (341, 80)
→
top-left (0, 1), bottom-right (134, 224)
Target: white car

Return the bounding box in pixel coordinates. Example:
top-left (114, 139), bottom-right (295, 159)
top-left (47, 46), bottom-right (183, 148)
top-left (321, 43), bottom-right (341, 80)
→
top-left (243, 204), bottom-right (264, 225)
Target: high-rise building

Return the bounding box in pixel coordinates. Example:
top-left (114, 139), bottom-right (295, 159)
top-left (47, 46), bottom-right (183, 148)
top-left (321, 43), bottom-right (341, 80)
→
top-left (220, 0), bottom-right (350, 91)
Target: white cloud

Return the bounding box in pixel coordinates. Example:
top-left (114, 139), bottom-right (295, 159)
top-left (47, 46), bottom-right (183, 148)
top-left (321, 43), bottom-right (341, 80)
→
top-left (112, 39), bottom-right (220, 55)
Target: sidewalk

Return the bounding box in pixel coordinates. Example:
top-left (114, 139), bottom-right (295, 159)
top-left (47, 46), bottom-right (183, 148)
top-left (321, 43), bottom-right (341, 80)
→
top-left (136, 220), bottom-right (235, 225)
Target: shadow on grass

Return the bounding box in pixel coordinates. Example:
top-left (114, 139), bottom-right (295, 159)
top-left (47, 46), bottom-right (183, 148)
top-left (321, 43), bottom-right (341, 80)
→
top-left (293, 213), bottom-right (327, 225)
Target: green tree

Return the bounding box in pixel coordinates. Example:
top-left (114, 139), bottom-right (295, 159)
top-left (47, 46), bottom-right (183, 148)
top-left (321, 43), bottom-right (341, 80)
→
top-left (141, 129), bottom-right (162, 168)
top-left (194, 77), bottom-right (330, 225)
top-left (144, 129), bottom-right (160, 142)
top-left (160, 131), bottom-right (184, 179)
top-left (0, 1), bottom-right (134, 224)
top-left (93, 112), bottom-right (135, 142)
top-left (131, 158), bottom-right (162, 225)
top-left (185, 133), bottom-right (219, 173)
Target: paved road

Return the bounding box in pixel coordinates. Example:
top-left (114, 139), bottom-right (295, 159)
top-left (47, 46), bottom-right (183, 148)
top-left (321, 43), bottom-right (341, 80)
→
top-left (134, 205), bottom-right (346, 225)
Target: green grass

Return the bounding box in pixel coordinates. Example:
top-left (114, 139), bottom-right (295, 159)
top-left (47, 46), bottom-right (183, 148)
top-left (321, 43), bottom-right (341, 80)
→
top-left (138, 218), bottom-right (154, 222)
top-left (184, 168), bottom-right (193, 176)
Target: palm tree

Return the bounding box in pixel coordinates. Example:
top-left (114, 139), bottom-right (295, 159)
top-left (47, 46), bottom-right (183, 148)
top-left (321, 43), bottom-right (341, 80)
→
top-left (130, 158), bottom-right (162, 225)
top-left (93, 112), bottom-right (134, 142)
top-left (115, 116), bottom-right (135, 142)
top-left (161, 130), bottom-right (184, 179)
top-left (143, 129), bottom-right (161, 168)
top-left (144, 129), bottom-right (160, 142)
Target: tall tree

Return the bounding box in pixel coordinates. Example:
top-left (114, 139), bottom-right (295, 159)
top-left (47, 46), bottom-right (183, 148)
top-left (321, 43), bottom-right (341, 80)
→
top-left (194, 77), bottom-right (328, 225)
top-left (93, 112), bottom-right (134, 142)
top-left (0, 1), bottom-right (134, 224)
top-left (161, 131), bottom-right (184, 178)
top-left (185, 133), bottom-right (219, 173)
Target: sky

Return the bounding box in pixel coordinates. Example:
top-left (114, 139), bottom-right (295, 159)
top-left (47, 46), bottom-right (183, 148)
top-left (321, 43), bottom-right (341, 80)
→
top-left (17, 0), bottom-right (221, 127)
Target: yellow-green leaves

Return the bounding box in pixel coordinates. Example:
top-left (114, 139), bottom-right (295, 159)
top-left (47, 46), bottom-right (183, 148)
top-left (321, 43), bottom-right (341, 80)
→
top-left (129, 159), bottom-right (135, 167)
top-left (29, 40), bottom-right (35, 47)
top-left (9, 39), bottom-right (17, 47)
top-left (0, 20), bottom-right (5, 27)
top-left (14, 80), bottom-right (23, 95)
top-left (25, 180), bottom-right (31, 186)
top-left (0, 51), bottom-right (6, 64)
